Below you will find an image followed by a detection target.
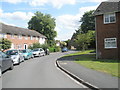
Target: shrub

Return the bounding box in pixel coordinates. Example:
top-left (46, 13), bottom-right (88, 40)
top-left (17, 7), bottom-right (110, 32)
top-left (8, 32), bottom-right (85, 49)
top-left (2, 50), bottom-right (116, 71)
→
top-left (49, 46), bottom-right (61, 52)
top-left (0, 38), bottom-right (11, 51)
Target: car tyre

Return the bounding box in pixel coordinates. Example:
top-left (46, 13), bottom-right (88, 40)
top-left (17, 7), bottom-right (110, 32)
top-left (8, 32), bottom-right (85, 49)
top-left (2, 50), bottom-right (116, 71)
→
top-left (17, 59), bottom-right (20, 65)
top-left (39, 53), bottom-right (41, 57)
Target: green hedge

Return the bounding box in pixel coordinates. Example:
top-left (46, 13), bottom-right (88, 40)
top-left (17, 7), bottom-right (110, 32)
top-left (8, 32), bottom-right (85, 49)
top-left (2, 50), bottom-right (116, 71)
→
top-left (49, 46), bottom-right (61, 52)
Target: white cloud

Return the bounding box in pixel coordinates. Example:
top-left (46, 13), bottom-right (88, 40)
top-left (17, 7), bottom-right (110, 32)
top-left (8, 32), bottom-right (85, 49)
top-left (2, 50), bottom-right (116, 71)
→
top-left (50, 0), bottom-right (76, 9)
top-left (55, 5), bottom-right (98, 40)
top-left (77, 0), bottom-right (107, 3)
top-left (2, 0), bottom-right (25, 4)
top-left (0, 10), bottom-right (34, 28)
top-left (29, 0), bottom-right (76, 9)
top-left (0, 8), bottom-right (3, 15)
top-left (1, 11), bottom-right (34, 21)
top-left (29, 0), bottom-right (48, 7)
top-left (1, 0), bottom-right (107, 9)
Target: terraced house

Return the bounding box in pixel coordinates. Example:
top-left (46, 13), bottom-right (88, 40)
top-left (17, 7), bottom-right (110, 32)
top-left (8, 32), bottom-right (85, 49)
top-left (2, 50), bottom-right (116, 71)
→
top-left (0, 23), bottom-right (46, 50)
top-left (94, 0), bottom-right (120, 59)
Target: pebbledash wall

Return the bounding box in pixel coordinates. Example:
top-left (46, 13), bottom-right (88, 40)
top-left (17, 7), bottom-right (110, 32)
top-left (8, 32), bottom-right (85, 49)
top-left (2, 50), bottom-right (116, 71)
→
top-left (94, 1), bottom-right (120, 60)
top-left (0, 23), bottom-right (46, 50)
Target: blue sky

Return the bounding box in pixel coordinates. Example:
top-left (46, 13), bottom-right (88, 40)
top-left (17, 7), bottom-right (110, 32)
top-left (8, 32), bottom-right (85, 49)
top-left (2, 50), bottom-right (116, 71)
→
top-left (0, 0), bottom-right (107, 41)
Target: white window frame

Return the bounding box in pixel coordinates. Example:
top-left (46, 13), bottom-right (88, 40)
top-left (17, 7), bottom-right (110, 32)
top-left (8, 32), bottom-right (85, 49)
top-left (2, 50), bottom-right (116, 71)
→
top-left (36, 36), bottom-right (38, 40)
top-left (3, 34), bottom-right (7, 38)
top-left (25, 35), bottom-right (28, 40)
top-left (0, 33), bottom-right (7, 38)
top-left (104, 38), bottom-right (117, 49)
top-left (30, 36), bottom-right (33, 40)
top-left (104, 13), bottom-right (116, 24)
top-left (19, 35), bottom-right (22, 39)
top-left (11, 34), bottom-right (14, 39)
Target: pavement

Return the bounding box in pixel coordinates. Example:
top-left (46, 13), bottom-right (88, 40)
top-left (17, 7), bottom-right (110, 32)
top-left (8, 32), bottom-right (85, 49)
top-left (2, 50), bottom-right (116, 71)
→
top-left (57, 55), bottom-right (120, 89)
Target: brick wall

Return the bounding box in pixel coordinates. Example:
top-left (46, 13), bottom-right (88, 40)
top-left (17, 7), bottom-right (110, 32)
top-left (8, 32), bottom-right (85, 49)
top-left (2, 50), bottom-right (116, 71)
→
top-left (96, 12), bottom-right (119, 59)
top-left (6, 34), bottom-right (39, 50)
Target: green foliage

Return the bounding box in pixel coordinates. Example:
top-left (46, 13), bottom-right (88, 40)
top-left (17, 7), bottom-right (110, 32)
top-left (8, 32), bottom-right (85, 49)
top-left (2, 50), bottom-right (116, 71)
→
top-left (28, 42), bottom-right (49, 50)
top-left (28, 11), bottom-right (57, 46)
top-left (49, 46), bottom-right (61, 52)
top-left (75, 31), bottom-right (95, 50)
top-left (79, 10), bottom-right (95, 33)
top-left (0, 38), bottom-right (11, 51)
top-left (60, 41), bottom-right (67, 48)
top-left (70, 10), bottom-right (96, 50)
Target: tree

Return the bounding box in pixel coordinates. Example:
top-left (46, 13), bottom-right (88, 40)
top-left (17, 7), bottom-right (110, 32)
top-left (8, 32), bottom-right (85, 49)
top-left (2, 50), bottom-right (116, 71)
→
top-left (0, 38), bottom-right (11, 51)
top-left (75, 31), bottom-right (95, 50)
top-left (28, 42), bottom-right (49, 50)
top-left (28, 11), bottom-right (57, 46)
top-left (79, 10), bottom-right (95, 33)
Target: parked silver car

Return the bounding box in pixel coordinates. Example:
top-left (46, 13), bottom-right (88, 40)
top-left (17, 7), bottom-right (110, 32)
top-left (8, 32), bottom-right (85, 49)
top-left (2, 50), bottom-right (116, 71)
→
top-left (5, 50), bottom-right (24, 65)
top-left (33, 48), bottom-right (45, 57)
top-left (0, 51), bottom-right (14, 73)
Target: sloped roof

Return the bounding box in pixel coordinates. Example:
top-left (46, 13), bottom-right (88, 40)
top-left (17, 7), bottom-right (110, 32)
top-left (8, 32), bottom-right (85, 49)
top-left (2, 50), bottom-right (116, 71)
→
top-left (0, 23), bottom-right (46, 38)
top-left (94, 0), bottom-right (120, 15)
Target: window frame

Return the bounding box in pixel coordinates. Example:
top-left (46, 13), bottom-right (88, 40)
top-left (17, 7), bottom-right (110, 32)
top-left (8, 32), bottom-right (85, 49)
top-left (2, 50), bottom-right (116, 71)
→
top-left (25, 35), bottom-right (28, 40)
top-left (104, 13), bottom-right (116, 24)
top-left (30, 36), bottom-right (33, 40)
top-left (11, 34), bottom-right (14, 39)
top-left (104, 38), bottom-right (117, 49)
top-left (18, 35), bottom-right (22, 39)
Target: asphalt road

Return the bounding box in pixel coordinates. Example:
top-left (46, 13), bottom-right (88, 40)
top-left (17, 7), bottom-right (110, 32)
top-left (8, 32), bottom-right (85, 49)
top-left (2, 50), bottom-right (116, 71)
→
top-left (2, 51), bottom-right (86, 88)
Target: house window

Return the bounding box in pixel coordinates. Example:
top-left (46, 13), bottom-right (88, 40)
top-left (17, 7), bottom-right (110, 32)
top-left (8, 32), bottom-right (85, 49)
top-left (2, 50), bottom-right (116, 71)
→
top-left (25, 36), bottom-right (28, 40)
top-left (0, 33), bottom-right (7, 38)
top-left (104, 38), bottom-right (117, 48)
top-left (18, 45), bottom-right (22, 49)
top-left (36, 37), bottom-right (38, 40)
top-left (11, 34), bottom-right (14, 39)
top-left (104, 13), bottom-right (116, 24)
top-left (19, 35), bottom-right (22, 39)
top-left (3, 34), bottom-right (7, 38)
top-left (30, 36), bottom-right (33, 40)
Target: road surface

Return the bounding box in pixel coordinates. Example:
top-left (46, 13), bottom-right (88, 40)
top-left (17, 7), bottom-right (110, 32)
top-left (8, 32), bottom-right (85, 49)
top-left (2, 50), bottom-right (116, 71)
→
top-left (2, 51), bottom-right (87, 88)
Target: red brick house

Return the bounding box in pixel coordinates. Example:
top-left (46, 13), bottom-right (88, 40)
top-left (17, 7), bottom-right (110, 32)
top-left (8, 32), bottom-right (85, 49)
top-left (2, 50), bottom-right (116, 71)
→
top-left (94, 0), bottom-right (120, 59)
top-left (0, 23), bottom-right (46, 50)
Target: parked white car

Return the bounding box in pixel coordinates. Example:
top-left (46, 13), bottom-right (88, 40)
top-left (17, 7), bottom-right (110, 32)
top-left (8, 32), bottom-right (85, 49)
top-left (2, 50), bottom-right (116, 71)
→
top-left (5, 50), bottom-right (24, 65)
top-left (33, 48), bottom-right (45, 57)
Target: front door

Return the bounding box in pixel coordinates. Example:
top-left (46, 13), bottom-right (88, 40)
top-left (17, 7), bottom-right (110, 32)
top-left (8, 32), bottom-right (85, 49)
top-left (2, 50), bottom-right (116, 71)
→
top-left (24, 44), bottom-right (28, 49)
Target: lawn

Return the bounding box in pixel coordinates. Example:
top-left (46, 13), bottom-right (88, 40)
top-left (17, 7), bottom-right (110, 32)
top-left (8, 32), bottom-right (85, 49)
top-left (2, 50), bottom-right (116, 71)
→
top-left (65, 50), bottom-right (120, 77)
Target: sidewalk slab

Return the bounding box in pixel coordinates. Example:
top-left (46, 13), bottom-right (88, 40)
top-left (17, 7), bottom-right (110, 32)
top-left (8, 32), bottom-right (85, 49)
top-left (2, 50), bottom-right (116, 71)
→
top-left (58, 60), bottom-right (119, 89)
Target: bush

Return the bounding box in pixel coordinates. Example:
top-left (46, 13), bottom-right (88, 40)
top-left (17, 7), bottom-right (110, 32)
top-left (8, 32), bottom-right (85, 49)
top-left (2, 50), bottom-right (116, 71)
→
top-left (49, 46), bottom-right (61, 52)
top-left (28, 43), bottom-right (41, 50)
top-left (28, 42), bottom-right (61, 53)
top-left (0, 38), bottom-right (11, 51)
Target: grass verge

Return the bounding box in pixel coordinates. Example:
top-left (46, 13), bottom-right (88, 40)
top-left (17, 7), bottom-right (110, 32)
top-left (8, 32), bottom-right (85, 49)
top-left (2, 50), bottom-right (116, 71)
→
top-left (65, 50), bottom-right (120, 77)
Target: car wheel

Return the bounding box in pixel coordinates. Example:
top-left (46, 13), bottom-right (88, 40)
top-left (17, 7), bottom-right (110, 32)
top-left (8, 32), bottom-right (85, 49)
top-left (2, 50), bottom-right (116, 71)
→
top-left (32, 55), bottom-right (34, 58)
top-left (39, 53), bottom-right (41, 57)
top-left (17, 59), bottom-right (20, 65)
top-left (22, 57), bottom-right (25, 62)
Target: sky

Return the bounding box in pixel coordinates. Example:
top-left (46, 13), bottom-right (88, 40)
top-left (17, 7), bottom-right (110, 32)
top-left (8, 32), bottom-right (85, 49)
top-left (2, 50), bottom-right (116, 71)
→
top-left (0, 0), bottom-right (107, 41)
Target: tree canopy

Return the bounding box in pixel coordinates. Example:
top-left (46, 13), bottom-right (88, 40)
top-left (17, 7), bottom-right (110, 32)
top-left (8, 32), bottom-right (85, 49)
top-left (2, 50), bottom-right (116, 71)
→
top-left (70, 10), bottom-right (96, 50)
top-left (79, 10), bottom-right (95, 33)
top-left (28, 11), bottom-right (57, 46)
top-left (0, 38), bottom-right (11, 51)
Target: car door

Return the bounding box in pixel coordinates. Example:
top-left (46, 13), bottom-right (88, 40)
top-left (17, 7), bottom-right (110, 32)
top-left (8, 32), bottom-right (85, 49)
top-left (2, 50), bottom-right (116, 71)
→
top-left (1, 52), bottom-right (11, 71)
